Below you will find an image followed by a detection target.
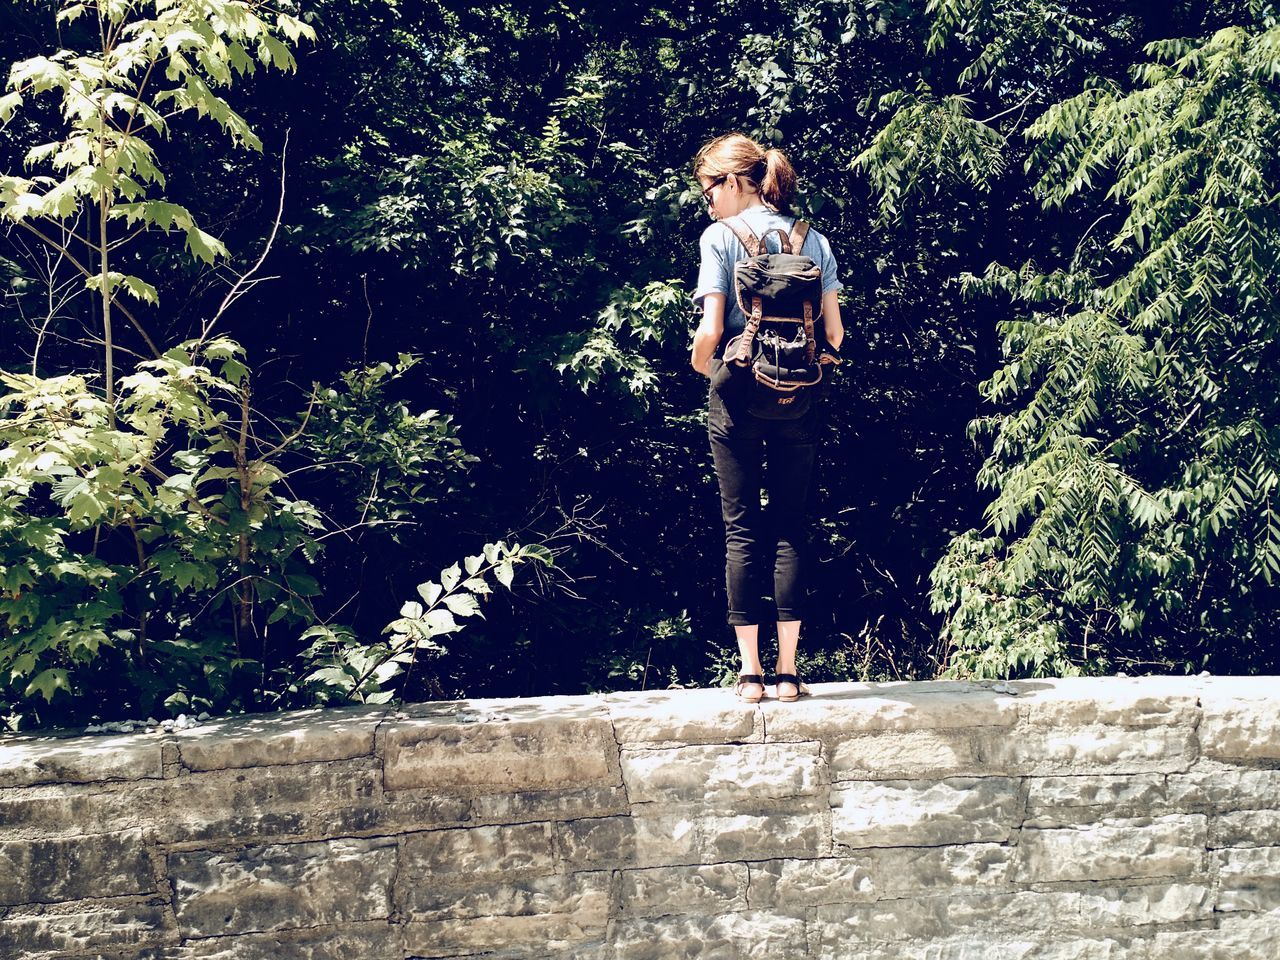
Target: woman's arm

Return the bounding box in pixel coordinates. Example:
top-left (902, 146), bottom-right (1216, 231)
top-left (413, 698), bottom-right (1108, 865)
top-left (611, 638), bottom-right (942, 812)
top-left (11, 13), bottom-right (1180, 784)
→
top-left (822, 290), bottom-right (844, 351)
top-left (691, 293), bottom-right (725, 377)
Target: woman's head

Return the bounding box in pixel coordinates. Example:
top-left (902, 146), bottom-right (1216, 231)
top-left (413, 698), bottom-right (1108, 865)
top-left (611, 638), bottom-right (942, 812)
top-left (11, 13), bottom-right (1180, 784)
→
top-left (693, 132), bottom-right (797, 215)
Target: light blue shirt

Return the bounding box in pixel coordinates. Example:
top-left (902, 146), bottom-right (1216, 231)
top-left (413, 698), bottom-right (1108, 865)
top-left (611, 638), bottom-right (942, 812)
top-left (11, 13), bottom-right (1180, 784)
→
top-left (692, 205), bottom-right (843, 355)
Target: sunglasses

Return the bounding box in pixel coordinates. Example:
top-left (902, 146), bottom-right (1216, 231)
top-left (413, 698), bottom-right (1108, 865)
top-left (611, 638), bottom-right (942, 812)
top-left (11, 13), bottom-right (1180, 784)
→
top-left (700, 175), bottom-right (727, 203)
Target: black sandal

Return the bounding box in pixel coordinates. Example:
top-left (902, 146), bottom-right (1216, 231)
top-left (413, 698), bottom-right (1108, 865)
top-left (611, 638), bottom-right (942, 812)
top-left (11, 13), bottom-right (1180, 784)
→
top-left (773, 672), bottom-right (808, 703)
top-left (734, 673), bottom-right (766, 704)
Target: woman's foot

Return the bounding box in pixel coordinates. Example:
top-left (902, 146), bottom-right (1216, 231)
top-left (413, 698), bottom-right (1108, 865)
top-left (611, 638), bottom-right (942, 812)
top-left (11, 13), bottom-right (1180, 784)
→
top-left (773, 664), bottom-right (807, 702)
top-left (734, 673), bottom-right (766, 703)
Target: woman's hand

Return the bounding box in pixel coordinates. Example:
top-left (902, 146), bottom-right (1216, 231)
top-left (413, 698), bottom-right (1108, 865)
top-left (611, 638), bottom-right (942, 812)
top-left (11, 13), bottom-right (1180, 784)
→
top-left (691, 293), bottom-right (726, 377)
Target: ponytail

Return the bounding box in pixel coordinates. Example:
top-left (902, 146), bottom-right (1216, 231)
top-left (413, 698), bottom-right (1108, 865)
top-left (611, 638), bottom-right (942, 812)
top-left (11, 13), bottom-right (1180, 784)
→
top-left (760, 147), bottom-right (797, 214)
top-left (693, 132), bottom-right (798, 213)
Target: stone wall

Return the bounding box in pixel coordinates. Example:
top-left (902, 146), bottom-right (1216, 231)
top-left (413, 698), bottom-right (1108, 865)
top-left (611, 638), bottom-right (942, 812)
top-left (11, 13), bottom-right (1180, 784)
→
top-left (2, 676), bottom-right (1279, 959)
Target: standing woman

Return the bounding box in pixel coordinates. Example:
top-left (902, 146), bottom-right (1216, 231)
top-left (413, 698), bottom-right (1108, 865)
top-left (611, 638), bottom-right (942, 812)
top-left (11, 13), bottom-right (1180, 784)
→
top-left (690, 132), bottom-right (844, 703)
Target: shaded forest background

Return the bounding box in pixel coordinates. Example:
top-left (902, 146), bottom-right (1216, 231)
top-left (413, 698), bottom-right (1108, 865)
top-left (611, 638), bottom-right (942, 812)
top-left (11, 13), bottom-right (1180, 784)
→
top-left (2, 0), bottom-right (1278, 729)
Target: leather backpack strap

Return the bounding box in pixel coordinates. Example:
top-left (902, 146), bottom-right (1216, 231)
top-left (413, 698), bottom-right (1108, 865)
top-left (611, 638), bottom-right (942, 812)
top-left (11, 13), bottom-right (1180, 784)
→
top-left (803, 300), bottom-right (816, 364)
top-left (759, 227), bottom-right (792, 254)
top-left (788, 219), bottom-right (810, 257)
top-left (733, 296), bottom-right (764, 365)
top-left (720, 216), bottom-right (764, 256)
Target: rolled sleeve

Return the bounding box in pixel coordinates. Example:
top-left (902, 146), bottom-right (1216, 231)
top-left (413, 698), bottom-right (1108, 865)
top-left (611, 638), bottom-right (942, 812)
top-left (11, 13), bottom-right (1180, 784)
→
top-left (814, 231), bottom-right (844, 295)
top-left (691, 224), bottom-right (732, 310)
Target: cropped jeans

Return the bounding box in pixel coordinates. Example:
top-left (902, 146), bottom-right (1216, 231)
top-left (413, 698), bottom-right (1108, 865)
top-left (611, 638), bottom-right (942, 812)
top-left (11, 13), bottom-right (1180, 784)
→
top-left (707, 359), bottom-right (820, 626)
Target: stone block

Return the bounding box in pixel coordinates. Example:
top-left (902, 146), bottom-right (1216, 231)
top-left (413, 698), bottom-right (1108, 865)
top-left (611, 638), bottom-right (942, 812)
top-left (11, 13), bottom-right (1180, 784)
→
top-left (0, 829), bottom-right (153, 906)
top-left (809, 884), bottom-right (1209, 945)
top-left (620, 741), bottom-right (825, 803)
top-left (980, 723), bottom-right (1196, 775)
top-left (807, 932), bottom-right (1143, 960)
top-left (0, 733), bottom-right (164, 788)
top-left (618, 863), bottom-right (748, 916)
top-left (831, 777), bottom-right (1019, 848)
top-left (1166, 765), bottom-right (1280, 811)
top-left (1146, 913), bottom-right (1280, 960)
top-left (1216, 847), bottom-right (1280, 912)
top-left (1210, 809), bottom-right (1280, 848)
top-left (763, 681), bottom-right (1020, 742)
top-left (382, 707), bottom-right (619, 793)
top-left (150, 759), bottom-right (467, 846)
top-left (0, 898), bottom-right (172, 957)
top-left (554, 803), bottom-right (827, 871)
top-left (1015, 816), bottom-right (1208, 882)
top-left (174, 705), bottom-right (386, 772)
top-left (605, 688), bottom-right (759, 744)
top-left (398, 869), bottom-right (609, 923)
top-left (1015, 677), bottom-right (1201, 728)
top-left (612, 911), bottom-right (806, 960)
top-left (830, 727), bottom-right (988, 781)
top-left (1024, 774), bottom-right (1169, 825)
top-left (399, 823), bottom-right (556, 886)
top-left (1200, 694), bottom-right (1280, 760)
top-left (169, 837), bottom-right (396, 938)
top-left (749, 845), bottom-right (1013, 909)
top-left (0, 781), bottom-right (153, 839)
top-left (468, 784), bottom-right (629, 825)
top-left (172, 922), bottom-right (404, 960)
top-left (401, 912), bottom-right (608, 959)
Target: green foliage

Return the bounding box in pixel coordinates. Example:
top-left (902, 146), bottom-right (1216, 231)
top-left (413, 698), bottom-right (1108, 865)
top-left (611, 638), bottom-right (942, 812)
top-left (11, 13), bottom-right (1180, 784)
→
top-left (930, 22), bottom-right (1280, 677)
top-left (0, 338), bottom-right (325, 724)
top-left (296, 353), bottom-right (477, 537)
top-left (855, 88), bottom-right (1007, 226)
top-left (556, 280), bottom-right (689, 403)
top-left (298, 541), bottom-right (554, 704)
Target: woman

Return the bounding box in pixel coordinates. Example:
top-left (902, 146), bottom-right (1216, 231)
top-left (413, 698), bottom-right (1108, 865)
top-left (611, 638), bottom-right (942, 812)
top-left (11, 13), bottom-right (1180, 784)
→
top-left (690, 132), bottom-right (844, 704)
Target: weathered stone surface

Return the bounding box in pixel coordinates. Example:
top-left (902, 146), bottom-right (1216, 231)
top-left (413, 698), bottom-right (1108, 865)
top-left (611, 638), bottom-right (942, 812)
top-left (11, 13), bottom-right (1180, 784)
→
top-left (400, 823), bottom-right (556, 886)
top-left (980, 723), bottom-right (1197, 775)
top-left (383, 702), bottom-right (619, 793)
top-left (621, 741), bottom-right (825, 803)
top-left (618, 862), bottom-right (748, 916)
top-left (1216, 847), bottom-right (1280, 912)
top-left (1209, 809), bottom-right (1280, 848)
top-left (1166, 764), bottom-right (1280, 810)
top-left (612, 911), bottom-right (806, 960)
top-left (1015, 816), bottom-right (1208, 882)
top-left (1024, 774), bottom-right (1169, 824)
top-left (175, 705), bottom-right (386, 772)
top-left (810, 884), bottom-right (1210, 944)
top-left (749, 845), bottom-right (1013, 908)
top-left (831, 777), bottom-right (1019, 848)
top-left (554, 803), bottom-right (827, 870)
top-left (401, 912), bottom-right (608, 959)
top-left (605, 687), bottom-right (759, 744)
top-left (808, 933), bottom-right (1144, 960)
top-left (763, 681), bottom-right (1020, 741)
top-left (0, 830), bottom-right (152, 906)
top-left (1146, 912), bottom-right (1280, 960)
top-left (398, 869), bottom-right (609, 923)
top-left (1015, 677), bottom-right (1201, 728)
top-left (169, 837), bottom-right (396, 937)
top-left (0, 781), bottom-right (152, 839)
top-left (830, 727), bottom-right (989, 781)
top-left (151, 759), bottom-right (468, 845)
top-left (0, 733), bottom-right (164, 788)
top-left (4, 677), bottom-right (1280, 959)
top-left (172, 922), bottom-right (404, 960)
top-left (1200, 693), bottom-right (1280, 760)
top-left (0, 898), bottom-right (172, 957)
top-left (468, 783), bottom-right (629, 826)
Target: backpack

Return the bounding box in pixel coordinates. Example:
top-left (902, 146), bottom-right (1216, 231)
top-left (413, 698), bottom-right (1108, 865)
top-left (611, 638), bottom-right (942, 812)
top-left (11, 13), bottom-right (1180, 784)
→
top-left (718, 216), bottom-right (839, 420)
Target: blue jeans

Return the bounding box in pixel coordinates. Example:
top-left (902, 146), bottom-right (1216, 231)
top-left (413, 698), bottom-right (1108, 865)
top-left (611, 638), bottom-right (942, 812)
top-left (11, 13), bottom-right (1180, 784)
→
top-left (707, 360), bottom-right (820, 626)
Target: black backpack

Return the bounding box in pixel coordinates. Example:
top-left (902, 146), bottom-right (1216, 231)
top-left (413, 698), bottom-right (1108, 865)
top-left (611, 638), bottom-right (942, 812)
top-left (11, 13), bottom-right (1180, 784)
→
top-left (718, 216), bottom-right (840, 419)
